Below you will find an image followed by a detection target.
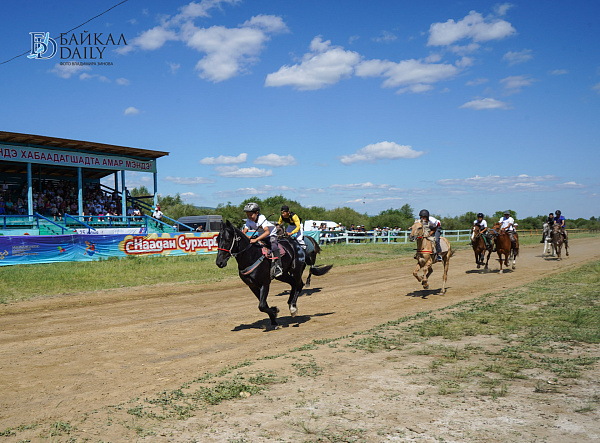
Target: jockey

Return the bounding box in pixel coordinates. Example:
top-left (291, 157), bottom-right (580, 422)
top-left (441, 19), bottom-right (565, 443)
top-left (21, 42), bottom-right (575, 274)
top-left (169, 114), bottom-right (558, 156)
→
top-left (540, 212), bottom-right (555, 243)
top-left (473, 212), bottom-right (492, 251)
top-left (555, 210), bottom-right (568, 244)
top-left (278, 205), bottom-right (306, 263)
top-left (242, 202), bottom-right (283, 278)
top-left (419, 209), bottom-right (442, 262)
top-left (499, 210), bottom-right (517, 249)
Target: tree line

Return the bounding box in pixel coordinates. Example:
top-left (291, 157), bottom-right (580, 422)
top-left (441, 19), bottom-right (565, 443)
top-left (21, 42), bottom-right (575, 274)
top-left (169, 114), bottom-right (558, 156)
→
top-left (131, 188), bottom-right (599, 231)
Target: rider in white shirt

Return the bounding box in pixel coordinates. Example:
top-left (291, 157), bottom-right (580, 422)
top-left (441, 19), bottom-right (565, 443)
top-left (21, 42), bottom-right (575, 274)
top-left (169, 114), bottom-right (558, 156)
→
top-left (473, 212), bottom-right (492, 250)
top-left (419, 209), bottom-right (442, 262)
top-left (242, 202), bottom-right (283, 278)
top-left (498, 210), bottom-right (517, 248)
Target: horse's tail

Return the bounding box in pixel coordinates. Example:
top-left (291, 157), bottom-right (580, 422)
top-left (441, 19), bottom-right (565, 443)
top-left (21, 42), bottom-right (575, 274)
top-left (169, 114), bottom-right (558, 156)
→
top-left (306, 264), bottom-right (333, 287)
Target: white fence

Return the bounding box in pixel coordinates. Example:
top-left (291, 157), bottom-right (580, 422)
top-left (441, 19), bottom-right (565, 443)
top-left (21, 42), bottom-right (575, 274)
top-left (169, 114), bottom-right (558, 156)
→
top-left (308, 229), bottom-right (472, 245)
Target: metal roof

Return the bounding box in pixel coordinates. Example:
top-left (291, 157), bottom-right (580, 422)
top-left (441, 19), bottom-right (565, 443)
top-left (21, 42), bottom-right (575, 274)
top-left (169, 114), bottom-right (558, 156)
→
top-left (0, 131), bottom-right (169, 180)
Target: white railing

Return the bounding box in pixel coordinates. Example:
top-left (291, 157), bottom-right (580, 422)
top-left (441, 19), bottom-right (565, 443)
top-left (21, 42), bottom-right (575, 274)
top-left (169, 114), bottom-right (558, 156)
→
top-left (308, 229), bottom-right (473, 245)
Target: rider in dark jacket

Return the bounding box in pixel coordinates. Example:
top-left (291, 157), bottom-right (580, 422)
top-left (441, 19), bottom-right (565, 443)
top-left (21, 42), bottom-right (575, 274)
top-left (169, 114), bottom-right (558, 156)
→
top-left (540, 212), bottom-right (555, 243)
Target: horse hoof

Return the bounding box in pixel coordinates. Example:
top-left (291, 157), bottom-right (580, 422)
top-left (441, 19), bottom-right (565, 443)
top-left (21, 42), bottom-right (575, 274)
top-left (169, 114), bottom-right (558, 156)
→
top-left (289, 305), bottom-right (298, 317)
top-left (512, 265), bottom-right (515, 270)
top-left (423, 284), bottom-right (429, 290)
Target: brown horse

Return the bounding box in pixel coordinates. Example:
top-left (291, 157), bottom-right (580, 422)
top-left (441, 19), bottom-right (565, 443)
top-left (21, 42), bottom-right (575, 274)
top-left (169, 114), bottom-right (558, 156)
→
top-left (552, 224), bottom-right (569, 260)
top-left (470, 225), bottom-right (492, 269)
top-left (490, 222), bottom-right (519, 273)
top-left (409, 220), bottom-right (452, 294)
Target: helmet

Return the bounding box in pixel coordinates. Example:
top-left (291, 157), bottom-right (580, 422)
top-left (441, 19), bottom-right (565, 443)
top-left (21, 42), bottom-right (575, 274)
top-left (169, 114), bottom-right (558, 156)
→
top-left (477, 212), bottom-right (484, 218)
top-left (281, 205), bottom-right (290, 212)
top-left (243, 202), bottom-right (260, 213)
top-left (419, 209), bottom-right (429, 218)
top-left (504, 210), bottom-right (510, 215)
top-left (555, 210), bottom-right (561, 216)
top-left (549, 212), bottom-right (554, 216)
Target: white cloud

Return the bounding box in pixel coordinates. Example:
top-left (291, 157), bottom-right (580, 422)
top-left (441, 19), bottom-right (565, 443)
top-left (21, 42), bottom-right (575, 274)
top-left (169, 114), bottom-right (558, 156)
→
top-left (339, 141), bottom-right (424, 165)
top-left (200, 153), bottom-right (247, 165)
top-left (550, 69), bottom-right (568, 75)
top-left (593, 82), bottom-right (600, 94)
top-left (466, 78), bottom-right (488, 86)
top-left (186, 19), bottom-right (286, 82)
top-left (254, 154), bottom-right (297, 167)
top-left (79, 73), bottom-right (110, 82)
top-left (503, 49), bottom-right (532, 65)
top-left (428, 10), bottom-right (516, 46)
top-left (133, 26), bottom-right (179, 50)
top-left (266, 36), bottom-right (361, 90)
top-left (355, 58), bottom-right (459, 92)
top-left (216, 184), bottom-right (294, 198)
top-left (120, 1), bottom-right (286, 82)
top-left (49, 63), bottom-right (91, 79)
top-left (557, 181), bottom-right (585, 189)
top-left (164, 176), bottom-right (215, 185)
top-left (459, 97), bottom-right (510, 110)
top-left (215, 166), bottom-right (272, 178)
top-left (116, 77), bottom-right (130, 85)
top-left (437, 174), bottom-right (558, 192)
top-left (372, 31), bottom-right (397, 43)
top-left (500, 75), bottom-right (535, 92)
top-left (167, 62), bottom-right (180, 74)
top-left (124, 106), bottom-right (140, 115)
top-left (330, 182), bottom-right (392, 190)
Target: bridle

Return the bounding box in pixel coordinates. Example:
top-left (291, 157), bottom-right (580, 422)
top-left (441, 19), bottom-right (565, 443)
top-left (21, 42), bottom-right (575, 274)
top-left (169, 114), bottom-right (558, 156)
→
top-left (217, 229), bottom-right (251, 259)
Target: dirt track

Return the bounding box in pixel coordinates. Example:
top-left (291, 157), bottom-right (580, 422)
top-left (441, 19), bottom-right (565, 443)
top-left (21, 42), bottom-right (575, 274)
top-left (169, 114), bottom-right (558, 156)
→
top-left (1, 238), bottom-right (598, 433)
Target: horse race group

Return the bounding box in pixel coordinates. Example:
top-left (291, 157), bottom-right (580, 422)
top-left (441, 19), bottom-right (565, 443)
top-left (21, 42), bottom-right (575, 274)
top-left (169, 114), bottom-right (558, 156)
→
top-left (215, 203), bottom-right (569, 329)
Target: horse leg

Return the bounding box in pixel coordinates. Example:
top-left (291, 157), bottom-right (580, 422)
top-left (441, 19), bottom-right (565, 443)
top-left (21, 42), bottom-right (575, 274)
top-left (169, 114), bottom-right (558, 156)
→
top-left (484, 249), bottom-right (491, 269)
top-left (413, 262), bottom-right (423, 284)
top-left (512, 249), bottom-right (518, 269)
top-left (256, 283), bottom-right (279, 328)
top-left (565, 242), bottom-right (569, 257)
top-left (423, 259), bottom-right (433, 290)
top-left (474, 249), bottom-right (480, 268)
top-left (440, 256), bottom-right (450, 294)
top-left (281, 272), bottom-right (302, 317)
top-left (306, 267), bottom-right (313, 287)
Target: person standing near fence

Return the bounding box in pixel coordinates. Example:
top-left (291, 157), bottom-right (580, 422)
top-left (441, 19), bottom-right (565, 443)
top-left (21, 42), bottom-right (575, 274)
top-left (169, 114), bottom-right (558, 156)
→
top-left (152, 205), bottom-right (164, 231)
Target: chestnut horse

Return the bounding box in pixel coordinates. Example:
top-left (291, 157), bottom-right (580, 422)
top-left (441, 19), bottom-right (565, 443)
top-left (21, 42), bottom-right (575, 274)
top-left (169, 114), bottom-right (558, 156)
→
top-left (471, 225), bottom-right (492, 269)
top-left (489, 222), bottom-right (519, 273)
top-left (409, 220), bottom-right (452, 294)
top-left (552, 223), bottom-right (569, 260)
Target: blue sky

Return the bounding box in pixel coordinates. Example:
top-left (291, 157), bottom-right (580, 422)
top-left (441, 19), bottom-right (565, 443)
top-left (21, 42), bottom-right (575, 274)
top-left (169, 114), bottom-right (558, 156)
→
top-left (2, 0), bottom-right (599, 218)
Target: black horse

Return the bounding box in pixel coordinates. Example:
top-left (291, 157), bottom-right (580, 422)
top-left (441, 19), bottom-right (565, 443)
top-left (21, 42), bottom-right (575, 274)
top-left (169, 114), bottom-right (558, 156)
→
top-left (216, 220), bottom-right (332, 328)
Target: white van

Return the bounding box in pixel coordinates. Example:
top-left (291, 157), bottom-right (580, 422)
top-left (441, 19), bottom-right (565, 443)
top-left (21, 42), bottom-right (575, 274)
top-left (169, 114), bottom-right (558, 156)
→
top-left (303, 220), bottom-right (339, 231)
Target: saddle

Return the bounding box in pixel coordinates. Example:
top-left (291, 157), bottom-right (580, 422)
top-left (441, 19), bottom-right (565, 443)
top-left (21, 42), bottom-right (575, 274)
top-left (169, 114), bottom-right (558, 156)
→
top-left (259, 241), bottom-right (287, 259)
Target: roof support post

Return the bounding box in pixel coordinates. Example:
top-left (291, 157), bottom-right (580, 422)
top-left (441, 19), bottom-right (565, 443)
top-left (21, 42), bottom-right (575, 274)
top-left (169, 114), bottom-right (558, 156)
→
top-left (78, 167), bottom-right (83, 216)
top-left (27, 162), bottom-right (33, 218)
top-left (121, 169), bottom-right (127, 218)
top-left (153, 171), bottom-right (158, 208)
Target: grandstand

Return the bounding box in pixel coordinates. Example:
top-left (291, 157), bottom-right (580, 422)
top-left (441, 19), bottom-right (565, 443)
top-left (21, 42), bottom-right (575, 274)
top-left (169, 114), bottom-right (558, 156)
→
top-left (0, 131), bottom-right (170, 235)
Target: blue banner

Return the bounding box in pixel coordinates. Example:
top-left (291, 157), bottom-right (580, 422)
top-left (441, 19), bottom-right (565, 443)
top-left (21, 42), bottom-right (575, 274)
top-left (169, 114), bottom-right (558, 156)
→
top-left (0, 232), bottom-right (219, 266)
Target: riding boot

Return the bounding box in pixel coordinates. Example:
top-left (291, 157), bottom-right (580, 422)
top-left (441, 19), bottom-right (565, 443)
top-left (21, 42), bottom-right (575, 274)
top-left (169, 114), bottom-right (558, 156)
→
top-left (270, 250), bottom-right (283, 278)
